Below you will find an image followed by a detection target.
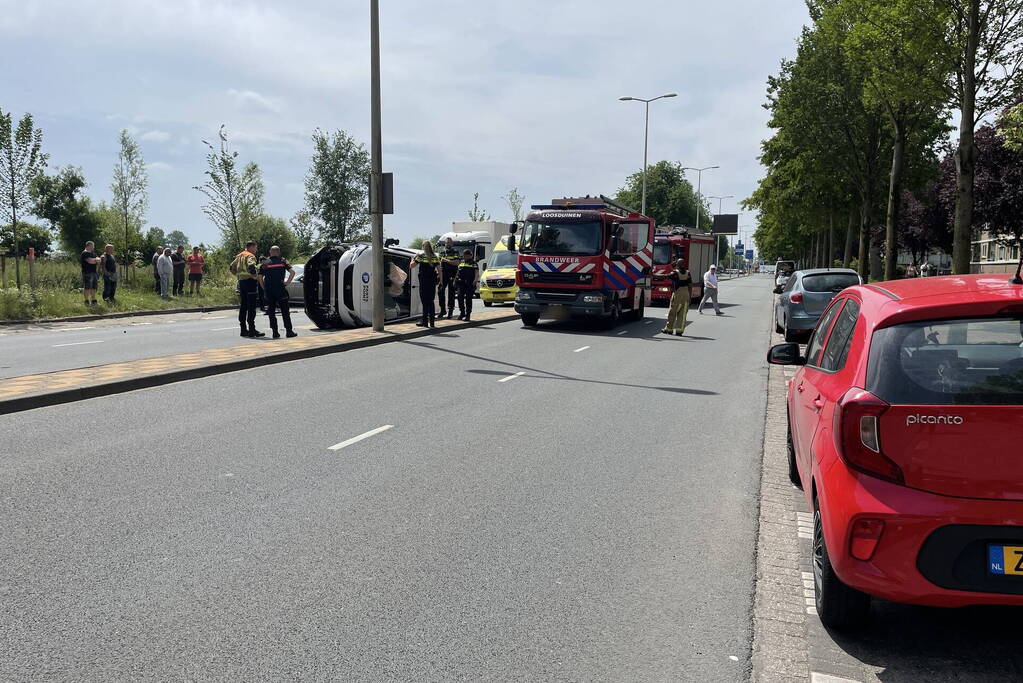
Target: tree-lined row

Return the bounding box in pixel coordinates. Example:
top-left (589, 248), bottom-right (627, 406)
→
top-left (0, 109), bottom-right (372, 288)
top-left (746, 0), bottom-right (1023, 280)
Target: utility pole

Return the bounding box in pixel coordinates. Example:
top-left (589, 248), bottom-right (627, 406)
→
top-left (619, 93), bottom-right (677, 215)
top-left (369, 0), bottom-right (384, 332)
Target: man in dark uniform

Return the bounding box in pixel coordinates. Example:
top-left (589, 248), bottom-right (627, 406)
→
top-left (455, 249), bottom-right (479, 321)
top-left (412, 244), bottom-right (441, 327)
top-left (437, 237), bottom-right (460, 319)
top-left (257, 245), bottom-right (298, 339)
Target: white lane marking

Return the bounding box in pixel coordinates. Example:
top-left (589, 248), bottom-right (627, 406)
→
top-left (498, 371), bottom-right (525, 383)
top-left (52, 340), bottom-right (104, 347)
top-left (165, 321), bottom-right (176, 324)
top-left (206, 316), bottom-right (225, 320)
top-left (130, 322), bottom-right (153, 326)
top-left (810, 673), bottom-right (861, 683)
top-left (616, 330), bottom-right (628, 335)
top-left (211, 327), bottom-right (239, 331)
top-left (53, 327), bottom-right (96, 332)
top-left (573, 346), bottom-right (590, 353)
top-left (643, 320), bottom-right (654, 325)
top-left (328, 424), bottom-right (394, 451)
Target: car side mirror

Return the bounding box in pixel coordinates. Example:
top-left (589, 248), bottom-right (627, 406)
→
top-left (508, 223), bottom-right (518, 252)
top-left (767, 343), bottom-right (805, 366)
top-left (773, 285), bottom-right (783, 294)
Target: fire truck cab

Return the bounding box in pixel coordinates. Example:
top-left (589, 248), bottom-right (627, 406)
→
top-left (512, 196), bottom-right (654, 327)
top-left (651, 227), bottom-right (716, 304)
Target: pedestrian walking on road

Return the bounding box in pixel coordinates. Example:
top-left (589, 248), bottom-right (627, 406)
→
top-left (186, 246), bottom-right (205, 296)
top-left (101, 243), bottom-right (118, 303)
top-left (151, 246), bottom-right (163, 294)
top-left (80, 241), bottom-right (101, 306)
top-left (157, 248), bottom-right (174, 299)
top-left (698, 264), bottom-right (722, 315)
top-left (171, 245), bottom-right (186, 296)
top-left (232, 240), bottom-right (264, 338)
top-left (456, 249), bottom-right (479, 320)
top-left (663, 258), bottom-right (693, 335)
top-left (412, 241), bottom-right (441, 328)
top-left (437, 237), bottom-right (460, 319)
top-left (258, 245), bottom-right (297, 339)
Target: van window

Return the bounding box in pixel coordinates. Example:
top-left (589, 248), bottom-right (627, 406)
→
top-left (867, 317), bottom-right (1023, 405)
top-left (488, 249), bottom-right (517, 269)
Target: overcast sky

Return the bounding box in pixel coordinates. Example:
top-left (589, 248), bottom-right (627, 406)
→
top-left (0, 0), bottom-right (811, 251)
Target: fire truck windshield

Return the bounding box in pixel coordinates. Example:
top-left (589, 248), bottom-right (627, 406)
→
top-left (520, 221), bottom-right (602, 255)
top-left (653, 243), bottom-right (672, 265)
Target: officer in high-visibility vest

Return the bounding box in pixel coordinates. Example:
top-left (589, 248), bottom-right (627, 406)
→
top-left (455, 249), bottom-right (479, 321)
top-left (437, 237), bottom-right (460, 319)
top-left (232, 240), bottom-right (264, 338)
top-left (412, 242), bottom-right (441, 327)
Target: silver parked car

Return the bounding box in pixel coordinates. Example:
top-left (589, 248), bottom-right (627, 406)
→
top-left (774, 268), bottom-right (861, 342)
top-left (286, 263), bottom-right (305, 304)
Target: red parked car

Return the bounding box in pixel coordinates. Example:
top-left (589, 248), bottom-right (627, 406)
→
top-left (768, 274), bottom-right (1023, 629)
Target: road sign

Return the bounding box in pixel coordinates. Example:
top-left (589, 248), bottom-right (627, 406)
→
top-left (745, 249), bottom-right (754, 260)
top-left (712, 214), bottom-right (738, 235)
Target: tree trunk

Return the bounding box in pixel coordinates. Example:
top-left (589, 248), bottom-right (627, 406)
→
top-left (870, 232), bottom-right (883, 282)
top-left (827, 210), bottom-right (835, 268)
top-left (952, 0), bottom-right (980, 275)
top-left (883, 112), bottom-right (907, 281)
top-left (11, 199), bottom-right (20, 289)
top-left (858, 202), bottom-right (871, 281)
top-left (843, 211), bottom-right (856, 268)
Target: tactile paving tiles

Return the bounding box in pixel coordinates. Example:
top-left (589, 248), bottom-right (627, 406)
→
top-left (0, 310), bottom-right (516, 403)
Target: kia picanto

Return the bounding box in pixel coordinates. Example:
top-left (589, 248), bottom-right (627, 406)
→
top-left (768, 274), bottom-right (1023, 629)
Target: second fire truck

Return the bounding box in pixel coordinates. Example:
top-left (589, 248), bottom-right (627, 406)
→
top-left (650, 227), bottom-right (716, 304)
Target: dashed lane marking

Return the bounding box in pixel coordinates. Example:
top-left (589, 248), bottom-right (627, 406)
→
top-left (53, 327), bottom-right (96, 332)
top-left (52, 340), bottom-right (104, 348)
top-left (811, 673), bottom-right (862, 683)
top-left (498, 371), bottom-right (525, 383)
top-left (130, 322), bottom-right (154, 326)
top-left (328, 424), bottom-right (394, 451)
top-left (211, 327), bottom-right (239, 331)
top-left (205, 316), bottom-right (225, 319)
top-left (573, 346), bottom-right (590, 353)
top-left (643, 320), bottom-right (654, 325)
top-left (616, 330), bottom-right (628, 335)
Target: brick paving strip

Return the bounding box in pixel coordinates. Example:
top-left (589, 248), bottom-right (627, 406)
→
top-left (0, 310), bottom-right (518, 415)
top-left (751, 329), bottom-right (863, 683)
top-left (0, 304), bottom-right (237, 326)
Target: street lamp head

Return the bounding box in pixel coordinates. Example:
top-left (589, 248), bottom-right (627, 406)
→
top-left (619, 96), bottom-right (634, 101)
top-left (662, 93), bottom-right (678, 98)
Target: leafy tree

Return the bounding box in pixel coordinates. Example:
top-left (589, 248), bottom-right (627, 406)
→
top-left (467, 192), bottom-right (491, 221)
top-left (111, 129), bottom-right (148, 276)
top-left (502, 187), bottom-right (526, 222)
top-left (194, 125), bottom-right (246, 252)
top-left (304, 128), bottom-right (369, 244)
top-left (0, 109), bottom-right (46, 288)
top-left (247, 214), bottom-right (297, 258)
top-left (141, 226), bottom-right (167, 260)
top-left (290, 209), bottom-right (319, 256)
top-left (615, 161), bottom-right (712, 229)
top-left (941, 0), bottom-right (1023, 274)
top-left (409, 234), bottom-right (441, 249)
top-left (237, 161), bottom-right (265, 238)
top-left (0, 221), bottom-right (52, 258)
top-left (165, 230), bottom-right (190, 248)
top-left (29, 166), bottom-right (105, 253)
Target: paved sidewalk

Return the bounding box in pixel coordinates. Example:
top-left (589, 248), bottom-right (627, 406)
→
top-left (0, 310), bottom-right (517, 415)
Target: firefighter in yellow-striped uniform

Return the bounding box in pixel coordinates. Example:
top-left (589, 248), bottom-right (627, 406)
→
top-left (412, 242), bottom-right (441, 327)
top-left (455, 249), bottom-right (480, 320)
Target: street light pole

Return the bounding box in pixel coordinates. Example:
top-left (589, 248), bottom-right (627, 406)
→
top-left (707, 194), bottom-right (734, 268)
top-left (619, 93), bottom-right (677, 215)
top-left (369, 0), bottom-right (384, 332)
top-left (683, 165), bottom-right (719, 233)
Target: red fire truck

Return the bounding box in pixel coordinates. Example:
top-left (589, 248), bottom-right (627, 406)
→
top-left (510, 196), bottom-right (654, 327)
top-left (650, 227), bottom-right (717, 304)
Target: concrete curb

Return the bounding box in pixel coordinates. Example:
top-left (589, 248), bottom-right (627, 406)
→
top-left (0, 313), bottom-right (519, 415)
top-left (0, 304), bottom-right (237, 326)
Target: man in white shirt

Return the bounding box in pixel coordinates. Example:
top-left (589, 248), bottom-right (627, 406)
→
top-left (698, 264), bottom-right (722, 315)
top-left (157, 247), bottom-right (174, 299)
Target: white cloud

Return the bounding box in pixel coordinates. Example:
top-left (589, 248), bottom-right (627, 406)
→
top-left (146, 161), bottom-right (172, 171)
top-left (140, 130), bottom-right (171, 142)
top-left (225, 89), bottom-right (280, 114)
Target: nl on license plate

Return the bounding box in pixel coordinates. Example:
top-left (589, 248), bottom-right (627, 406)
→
top-left (988, 545), bottom-right (1023, 575)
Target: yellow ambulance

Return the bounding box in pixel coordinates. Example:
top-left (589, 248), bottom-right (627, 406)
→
top-left (479, 236), bottom-right (519, 306)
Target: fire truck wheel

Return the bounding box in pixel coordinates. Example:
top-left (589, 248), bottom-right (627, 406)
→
top-left (629, 297), bottom-right (645, 322)
top-left (520, 313), bottom-right (539, 327)
top-left (483, 301), bottom-right (493, 307)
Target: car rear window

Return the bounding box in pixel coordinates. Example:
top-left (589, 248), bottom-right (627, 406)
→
top-left (867, 317), bottom-right (1023, 405)
top-left (801, 273), bottom-right (859, 293)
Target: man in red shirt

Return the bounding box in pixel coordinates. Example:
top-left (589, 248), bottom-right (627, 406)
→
top-left (186, 246), bottom-right (205, 296)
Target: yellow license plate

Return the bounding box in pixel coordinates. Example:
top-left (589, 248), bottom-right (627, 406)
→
top-left (988, 545), bottom-right (1023, 575)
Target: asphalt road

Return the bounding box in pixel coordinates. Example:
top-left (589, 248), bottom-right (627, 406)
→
top-left (1, 276), bottom-right (772, 681)
top-left (0, 307), bottom-right (322, 379)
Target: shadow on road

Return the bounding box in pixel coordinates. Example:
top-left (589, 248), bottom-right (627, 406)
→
top-left (404, 340), bottom-right (718, 396)
top-left (825, 601), bottom-right (1023, 681)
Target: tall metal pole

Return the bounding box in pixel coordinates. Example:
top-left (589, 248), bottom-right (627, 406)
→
top-left (695, 170), bottom-right (703, 232)
top-left (369, 0), bottom-right (384, 332)
top-left (642, 101), bottom-right (649, 215)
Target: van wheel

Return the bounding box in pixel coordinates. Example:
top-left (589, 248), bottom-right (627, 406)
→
top-left (813, 502), bottom-right (870, 631)
top-left (787, 416), bottom-right (801, 489)
top-left (520, 313), bottom-right (539, 327)
top-left (483, 301), bottom-right (493, 307)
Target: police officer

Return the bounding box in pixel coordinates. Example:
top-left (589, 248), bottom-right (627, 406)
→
top-left (232, 240), bottom-right (264, 338)
top-left (412, 241), bottom-right (441, 327)
top-left (258, 245), bottom-right (298, 339)
top-left (437, 236), bottom-right (460, 319)
top-left (455, 249), bottom-right (479, 321)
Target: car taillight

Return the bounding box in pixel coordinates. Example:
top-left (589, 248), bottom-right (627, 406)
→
top-left (789, 292), bottom-right (803, 303)
top-left (832, 388), bottom-right (904, 484)
top-left (849, 518), bottom-right (885, 561)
